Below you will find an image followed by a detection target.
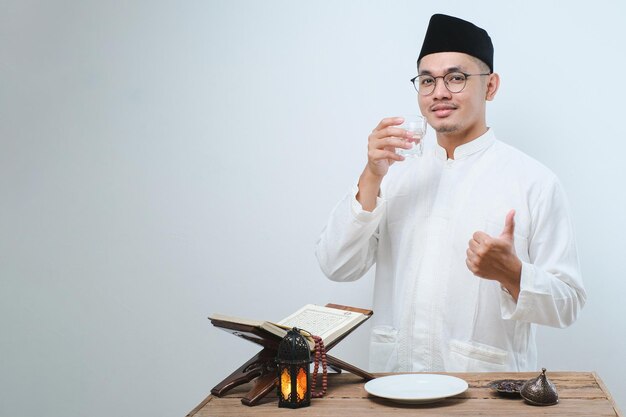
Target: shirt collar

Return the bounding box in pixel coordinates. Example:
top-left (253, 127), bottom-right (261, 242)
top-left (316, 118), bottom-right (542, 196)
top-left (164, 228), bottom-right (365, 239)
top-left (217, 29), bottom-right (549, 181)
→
top-left (434, 128), bottom-right (496, 161)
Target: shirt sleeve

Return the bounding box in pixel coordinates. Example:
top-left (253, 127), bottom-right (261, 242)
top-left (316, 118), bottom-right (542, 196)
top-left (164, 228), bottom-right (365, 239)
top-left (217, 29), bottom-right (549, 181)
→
top-left (499, 178), bottom-right (586, 328)
top-left (315, 184), bottom-right (385, 282)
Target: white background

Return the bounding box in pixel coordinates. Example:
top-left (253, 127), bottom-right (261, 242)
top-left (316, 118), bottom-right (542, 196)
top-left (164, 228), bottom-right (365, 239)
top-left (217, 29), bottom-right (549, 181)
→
top-left (1, 1), bottom-right (625, 416)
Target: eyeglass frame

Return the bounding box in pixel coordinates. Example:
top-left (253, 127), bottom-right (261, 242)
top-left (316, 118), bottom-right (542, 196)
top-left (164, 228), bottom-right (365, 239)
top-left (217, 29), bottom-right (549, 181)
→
top-left (410, 72), bottom-right (491, 96)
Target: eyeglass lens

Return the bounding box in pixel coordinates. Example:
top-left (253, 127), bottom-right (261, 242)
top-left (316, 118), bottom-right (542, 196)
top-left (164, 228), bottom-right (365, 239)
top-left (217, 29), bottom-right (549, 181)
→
top-left (415, 73), bottom-right (467, 95)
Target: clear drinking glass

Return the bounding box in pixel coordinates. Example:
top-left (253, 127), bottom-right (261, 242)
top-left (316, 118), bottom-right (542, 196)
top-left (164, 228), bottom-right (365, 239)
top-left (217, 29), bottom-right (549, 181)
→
top-left (396, 115), bottom-right (427, 157)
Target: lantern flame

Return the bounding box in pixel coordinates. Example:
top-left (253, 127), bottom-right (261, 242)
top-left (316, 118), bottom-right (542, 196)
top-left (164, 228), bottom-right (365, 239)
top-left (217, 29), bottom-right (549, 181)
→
top-left (280, 368), bottom-right (291, 399)
top-left (296, 368), bottom-right (307, 400)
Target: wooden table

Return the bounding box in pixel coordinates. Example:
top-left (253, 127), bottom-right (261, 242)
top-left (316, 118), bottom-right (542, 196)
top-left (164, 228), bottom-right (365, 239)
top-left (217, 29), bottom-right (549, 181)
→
top-left (187, 372), bottom-right (623, 416)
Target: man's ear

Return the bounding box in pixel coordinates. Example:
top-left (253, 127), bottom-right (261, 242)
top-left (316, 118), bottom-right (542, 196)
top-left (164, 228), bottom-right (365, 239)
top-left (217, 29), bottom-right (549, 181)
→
top-left (486, 73), bottom-right (500, 101)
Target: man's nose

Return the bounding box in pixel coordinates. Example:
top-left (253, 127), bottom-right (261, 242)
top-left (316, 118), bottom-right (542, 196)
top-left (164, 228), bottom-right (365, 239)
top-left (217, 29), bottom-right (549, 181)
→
top-left (432, 77), bottom-right (452, 99)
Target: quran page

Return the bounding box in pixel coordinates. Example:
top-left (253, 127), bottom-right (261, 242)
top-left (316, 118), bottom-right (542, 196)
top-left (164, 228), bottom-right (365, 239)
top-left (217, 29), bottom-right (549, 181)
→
top-left (277, 304), bottom-right (367, 344)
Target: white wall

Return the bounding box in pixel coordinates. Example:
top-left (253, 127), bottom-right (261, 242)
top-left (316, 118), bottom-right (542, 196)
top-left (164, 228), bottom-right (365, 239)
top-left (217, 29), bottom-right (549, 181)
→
top-left (1, 1), bottom-right (624, 416)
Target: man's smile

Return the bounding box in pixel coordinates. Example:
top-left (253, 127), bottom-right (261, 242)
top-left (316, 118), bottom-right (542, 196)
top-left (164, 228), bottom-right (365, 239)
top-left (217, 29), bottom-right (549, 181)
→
top-left (430, 103), bottom-right (458, 118)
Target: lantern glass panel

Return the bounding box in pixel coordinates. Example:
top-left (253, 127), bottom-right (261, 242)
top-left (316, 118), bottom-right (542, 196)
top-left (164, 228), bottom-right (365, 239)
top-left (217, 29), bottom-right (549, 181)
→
top-left (296, 367), bottom-right (307, 400)
top-left (280, 367), bottom-right (291, 400)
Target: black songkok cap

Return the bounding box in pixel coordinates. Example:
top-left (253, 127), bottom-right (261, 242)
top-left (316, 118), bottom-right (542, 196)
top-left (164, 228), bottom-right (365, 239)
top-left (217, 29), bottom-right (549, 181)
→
top-left (418, 14), bottom-right (494, 72)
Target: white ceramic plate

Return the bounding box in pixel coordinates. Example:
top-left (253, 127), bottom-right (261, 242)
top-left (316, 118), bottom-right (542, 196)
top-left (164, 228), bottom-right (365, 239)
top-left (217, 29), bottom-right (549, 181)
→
top-left (364, 374), bottom-right (469, 404)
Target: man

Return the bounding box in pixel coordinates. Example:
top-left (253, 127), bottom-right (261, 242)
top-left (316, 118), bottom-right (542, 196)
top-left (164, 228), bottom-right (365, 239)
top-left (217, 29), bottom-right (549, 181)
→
top-left (316, 14), bottom-right (586, 372)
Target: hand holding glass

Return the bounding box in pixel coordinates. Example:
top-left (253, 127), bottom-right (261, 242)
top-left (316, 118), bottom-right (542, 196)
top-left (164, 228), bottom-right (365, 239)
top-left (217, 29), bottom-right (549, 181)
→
top-left (396, 115), bottom-right (427, 157)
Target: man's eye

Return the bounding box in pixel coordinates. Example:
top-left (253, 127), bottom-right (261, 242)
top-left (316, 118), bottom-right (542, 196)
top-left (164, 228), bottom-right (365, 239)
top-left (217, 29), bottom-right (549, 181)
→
top-left (420, 77), bottom-right (435, 86)
top-left (447, 74), bottom-right (466, 83)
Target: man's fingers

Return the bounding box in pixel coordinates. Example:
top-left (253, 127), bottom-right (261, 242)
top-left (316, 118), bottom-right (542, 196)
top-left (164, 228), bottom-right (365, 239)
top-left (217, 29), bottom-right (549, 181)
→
top-left (382, 126), bottom-right (412, 138)
top-left (472, 231), bottom-right (490, 244)
top-left (371, 126), bottom-right (413, 141)
top-left (468, 238), bottom-right (480, 253)
top-left (465, 257), bottom-right (478, 274)
top-left (381, 137), bottom-right (412, 149)
top-left (368, 128), bottom-right (413, 157)
top-left (368, 149), bottom-right (405, 162)
top-left (372, 117), bottom-right (404, 132)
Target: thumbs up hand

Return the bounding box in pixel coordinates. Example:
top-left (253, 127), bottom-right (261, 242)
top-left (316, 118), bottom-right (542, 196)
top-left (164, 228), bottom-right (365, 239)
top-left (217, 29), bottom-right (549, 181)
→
top-left (466, 209), bottom-right (522, 300)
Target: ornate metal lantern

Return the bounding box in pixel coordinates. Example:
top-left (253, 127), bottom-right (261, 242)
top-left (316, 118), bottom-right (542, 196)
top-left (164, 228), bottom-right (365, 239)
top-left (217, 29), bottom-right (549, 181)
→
top-left (275, 328), bottom-right (311, 408)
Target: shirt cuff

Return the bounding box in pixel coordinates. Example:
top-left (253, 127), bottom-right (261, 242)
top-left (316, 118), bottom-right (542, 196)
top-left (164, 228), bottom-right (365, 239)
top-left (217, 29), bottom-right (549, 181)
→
top-left (350, 184), bottom-right (385, 222)
top-left (500, 261), bottom-right (536, 320)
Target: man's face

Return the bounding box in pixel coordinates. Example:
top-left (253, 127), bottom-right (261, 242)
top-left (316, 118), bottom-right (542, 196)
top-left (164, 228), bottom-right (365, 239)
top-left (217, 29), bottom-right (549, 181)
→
top-left (417, 52), bottom-right (495, 139)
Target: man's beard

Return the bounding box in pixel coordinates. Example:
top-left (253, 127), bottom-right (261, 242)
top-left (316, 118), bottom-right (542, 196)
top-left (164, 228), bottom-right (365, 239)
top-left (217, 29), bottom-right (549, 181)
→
top-left (434, 123), bottom-right (459, 133)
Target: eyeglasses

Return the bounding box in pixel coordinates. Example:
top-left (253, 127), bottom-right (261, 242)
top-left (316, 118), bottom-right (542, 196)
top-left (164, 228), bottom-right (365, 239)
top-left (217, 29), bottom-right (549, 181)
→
top-left (410, 72), bottom-right (491, 96)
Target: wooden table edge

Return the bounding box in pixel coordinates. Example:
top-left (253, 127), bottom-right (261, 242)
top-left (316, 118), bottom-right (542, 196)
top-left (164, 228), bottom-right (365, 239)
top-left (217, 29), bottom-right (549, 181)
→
top-left (593, 371), bottom-right (623, 417)
top-left (186, 393), bottom-right (213, 417)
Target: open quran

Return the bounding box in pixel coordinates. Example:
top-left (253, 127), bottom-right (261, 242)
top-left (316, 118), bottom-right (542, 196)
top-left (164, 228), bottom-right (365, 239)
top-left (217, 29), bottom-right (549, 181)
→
top-left (210, 303), bottom-right (372, 351)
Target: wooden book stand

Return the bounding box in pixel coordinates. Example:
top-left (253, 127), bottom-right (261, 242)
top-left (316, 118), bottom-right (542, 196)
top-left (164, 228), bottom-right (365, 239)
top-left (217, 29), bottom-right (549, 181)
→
top-left (210, 304), bottom-right (375, 406)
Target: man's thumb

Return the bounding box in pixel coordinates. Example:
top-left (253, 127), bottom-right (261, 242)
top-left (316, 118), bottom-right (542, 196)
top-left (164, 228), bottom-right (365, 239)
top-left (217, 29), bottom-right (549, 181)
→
top-left (500, 209), bottom-right (516, 240)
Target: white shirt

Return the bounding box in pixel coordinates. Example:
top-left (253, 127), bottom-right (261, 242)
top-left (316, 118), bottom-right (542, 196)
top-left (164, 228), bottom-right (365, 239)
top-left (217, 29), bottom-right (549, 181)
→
top-left (316, 129), bottom-right (586, 372)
